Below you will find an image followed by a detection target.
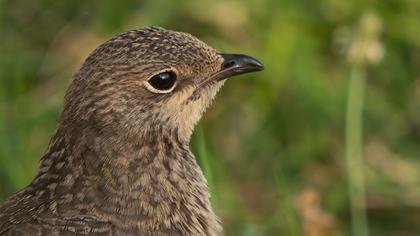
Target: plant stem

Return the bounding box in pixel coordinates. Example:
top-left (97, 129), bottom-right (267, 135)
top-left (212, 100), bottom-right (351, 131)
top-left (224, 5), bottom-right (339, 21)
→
top-left (195, 125), bottom-right (216, 206)
top-left (273, 167), bottom-right (300, 236)
top-left (345, 65), bottom-right (370, 236)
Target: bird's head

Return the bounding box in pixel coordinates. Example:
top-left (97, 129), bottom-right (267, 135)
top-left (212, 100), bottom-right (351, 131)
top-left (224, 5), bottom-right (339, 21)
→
top-left (60, 27), bottom-right (263, 145)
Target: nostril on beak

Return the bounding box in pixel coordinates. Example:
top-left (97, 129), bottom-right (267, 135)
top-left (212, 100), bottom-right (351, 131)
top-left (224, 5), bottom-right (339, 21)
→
top-left (221, 60), bottom-right (237, 70)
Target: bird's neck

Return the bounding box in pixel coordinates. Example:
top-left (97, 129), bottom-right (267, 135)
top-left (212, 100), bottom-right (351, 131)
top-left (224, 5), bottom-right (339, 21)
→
top-left (31, 126), bottom-right (220, 235)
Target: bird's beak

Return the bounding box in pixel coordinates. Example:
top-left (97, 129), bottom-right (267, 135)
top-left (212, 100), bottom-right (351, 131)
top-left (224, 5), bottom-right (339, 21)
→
top-left (204, 54), bottom-right (264, 83)
top-left (218, 54), bottom-right (264, 80)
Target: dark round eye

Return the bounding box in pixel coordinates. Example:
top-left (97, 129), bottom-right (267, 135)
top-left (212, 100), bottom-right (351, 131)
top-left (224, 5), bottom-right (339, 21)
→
top-left (147, 71), bottom-right (177, 92)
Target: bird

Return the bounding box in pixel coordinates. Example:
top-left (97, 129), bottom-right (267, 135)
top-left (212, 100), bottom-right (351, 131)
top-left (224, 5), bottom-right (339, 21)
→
top-left (0, 26), bottom-right (263, 236)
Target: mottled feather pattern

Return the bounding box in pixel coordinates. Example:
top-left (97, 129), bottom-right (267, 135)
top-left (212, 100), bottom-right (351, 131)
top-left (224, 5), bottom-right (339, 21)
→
top-left (0, 27), bottom-right (227, 235)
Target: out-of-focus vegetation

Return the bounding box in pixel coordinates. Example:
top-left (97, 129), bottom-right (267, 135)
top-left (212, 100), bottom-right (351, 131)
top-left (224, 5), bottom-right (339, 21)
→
top-left (1, 0), bottom-right (420, 235)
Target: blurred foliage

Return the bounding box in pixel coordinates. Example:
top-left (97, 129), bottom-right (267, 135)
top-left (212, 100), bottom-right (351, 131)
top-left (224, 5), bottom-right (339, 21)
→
top-left (1, 0), bottom-right (420, 235)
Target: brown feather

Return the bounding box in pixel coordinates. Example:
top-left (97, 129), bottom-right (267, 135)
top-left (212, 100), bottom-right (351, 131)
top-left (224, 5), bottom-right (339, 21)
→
top-left (0, 27), bottom-right (225, 235)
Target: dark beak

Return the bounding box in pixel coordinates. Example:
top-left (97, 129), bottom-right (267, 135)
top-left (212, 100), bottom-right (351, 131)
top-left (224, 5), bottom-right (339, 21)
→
top-left (214, 54), bottom-right (264, 81)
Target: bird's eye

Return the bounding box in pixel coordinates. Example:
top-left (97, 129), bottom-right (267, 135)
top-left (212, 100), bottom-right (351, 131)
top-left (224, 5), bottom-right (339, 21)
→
top-left (145, 71), bottom-right (177, 93)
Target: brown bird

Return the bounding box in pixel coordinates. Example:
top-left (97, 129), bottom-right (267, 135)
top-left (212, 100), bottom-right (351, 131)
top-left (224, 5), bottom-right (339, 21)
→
top-left (0, 26), bottom-right (263, 235)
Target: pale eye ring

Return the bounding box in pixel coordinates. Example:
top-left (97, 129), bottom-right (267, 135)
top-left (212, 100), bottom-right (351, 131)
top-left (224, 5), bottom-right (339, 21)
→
top-left (144, 71), bottom-right (177, 93)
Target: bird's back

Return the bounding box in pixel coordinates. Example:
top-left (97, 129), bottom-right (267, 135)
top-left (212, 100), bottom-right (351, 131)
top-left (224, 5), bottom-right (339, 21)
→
top-left (0, 189), bottom-right (109, 235)
top-left (0, 187), bottom-right (185, 236)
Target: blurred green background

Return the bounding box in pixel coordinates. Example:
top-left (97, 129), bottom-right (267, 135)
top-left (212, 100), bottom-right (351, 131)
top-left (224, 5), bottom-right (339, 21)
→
top-left (1, 0), bottom-right (420, 235)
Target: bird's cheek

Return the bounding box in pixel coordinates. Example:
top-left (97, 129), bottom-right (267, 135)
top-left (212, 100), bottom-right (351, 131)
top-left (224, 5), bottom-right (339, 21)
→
top-left (204, 79), bottom-right (226, 99)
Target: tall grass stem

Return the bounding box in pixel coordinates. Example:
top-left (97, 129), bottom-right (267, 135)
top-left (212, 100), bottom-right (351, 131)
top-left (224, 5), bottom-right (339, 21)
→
top-left (345, 65), bottom-right (370, 236)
